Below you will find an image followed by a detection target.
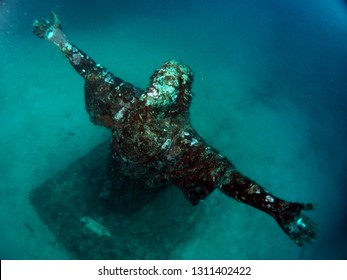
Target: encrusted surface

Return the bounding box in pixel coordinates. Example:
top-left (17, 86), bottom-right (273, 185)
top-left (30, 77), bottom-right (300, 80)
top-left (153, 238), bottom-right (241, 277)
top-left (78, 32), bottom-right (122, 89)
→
top-left (32, 15), bottom-right (318, 247)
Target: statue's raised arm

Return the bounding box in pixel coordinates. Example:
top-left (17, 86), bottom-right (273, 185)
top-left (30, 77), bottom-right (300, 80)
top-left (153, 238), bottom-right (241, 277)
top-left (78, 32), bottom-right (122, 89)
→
top-left (33, 13), bottom-right (139, 128)
top-left (33, 12), bottom-right (116, 82)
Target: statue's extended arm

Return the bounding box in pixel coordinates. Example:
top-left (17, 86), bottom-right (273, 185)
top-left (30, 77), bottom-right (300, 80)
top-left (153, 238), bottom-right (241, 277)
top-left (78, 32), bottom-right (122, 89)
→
top-left (33, 13), bottom-right (136, 128)
top-left (33, 12), bottom-right (122, 87)
top-left (218, 169), bottom-right (317, 246)
top-left (169, 134), bottom-right (318, 247)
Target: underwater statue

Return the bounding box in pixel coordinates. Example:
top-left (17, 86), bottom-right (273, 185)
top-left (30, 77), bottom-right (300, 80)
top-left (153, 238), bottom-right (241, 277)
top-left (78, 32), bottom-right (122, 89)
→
top-left (33, 13), bottom-right (317, 246)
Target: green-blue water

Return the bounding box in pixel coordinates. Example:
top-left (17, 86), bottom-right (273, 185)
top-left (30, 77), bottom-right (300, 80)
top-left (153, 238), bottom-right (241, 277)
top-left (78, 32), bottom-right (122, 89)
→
top-left (1, 0), bottom-right (347, 259)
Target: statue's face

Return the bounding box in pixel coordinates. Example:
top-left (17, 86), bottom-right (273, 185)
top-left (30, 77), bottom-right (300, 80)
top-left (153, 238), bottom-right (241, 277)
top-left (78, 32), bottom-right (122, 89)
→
top-left (141, 60), bottom-right (193, 108)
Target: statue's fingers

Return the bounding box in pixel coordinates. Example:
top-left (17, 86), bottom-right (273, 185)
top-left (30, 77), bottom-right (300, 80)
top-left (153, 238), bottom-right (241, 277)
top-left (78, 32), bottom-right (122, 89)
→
top-left (51, 11), bottom-right (61, 29)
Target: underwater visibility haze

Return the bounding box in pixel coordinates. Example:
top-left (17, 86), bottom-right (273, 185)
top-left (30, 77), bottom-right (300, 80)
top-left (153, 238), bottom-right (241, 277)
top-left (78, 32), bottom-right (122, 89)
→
top-left (1, 0), bottom-right (347, 259)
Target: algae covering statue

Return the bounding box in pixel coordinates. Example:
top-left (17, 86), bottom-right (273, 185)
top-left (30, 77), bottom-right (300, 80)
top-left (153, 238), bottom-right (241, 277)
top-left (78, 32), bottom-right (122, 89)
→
top-left (33, 13), bottom-right (318, 246)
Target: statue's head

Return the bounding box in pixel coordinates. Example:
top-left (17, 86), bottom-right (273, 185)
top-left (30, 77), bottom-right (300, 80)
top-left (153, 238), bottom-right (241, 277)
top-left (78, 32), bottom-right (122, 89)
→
top-left (141, 60), bottom-right (193, 109)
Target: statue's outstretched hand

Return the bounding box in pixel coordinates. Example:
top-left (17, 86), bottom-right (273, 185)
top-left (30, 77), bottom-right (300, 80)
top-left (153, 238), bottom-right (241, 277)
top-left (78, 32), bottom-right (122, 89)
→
top-left (33, 12), bottom-right (61, 39)
top-left (276, 202), bottom-right (318, 246)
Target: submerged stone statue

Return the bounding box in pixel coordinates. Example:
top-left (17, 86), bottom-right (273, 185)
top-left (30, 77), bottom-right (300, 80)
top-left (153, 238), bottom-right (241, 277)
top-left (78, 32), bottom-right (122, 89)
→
top-left (33, 13), bottom-right (317, 246)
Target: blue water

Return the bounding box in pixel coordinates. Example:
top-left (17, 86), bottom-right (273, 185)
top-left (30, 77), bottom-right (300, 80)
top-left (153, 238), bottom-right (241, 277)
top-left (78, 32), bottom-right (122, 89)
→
top-left (1, 0), bottom-right (347, 259)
